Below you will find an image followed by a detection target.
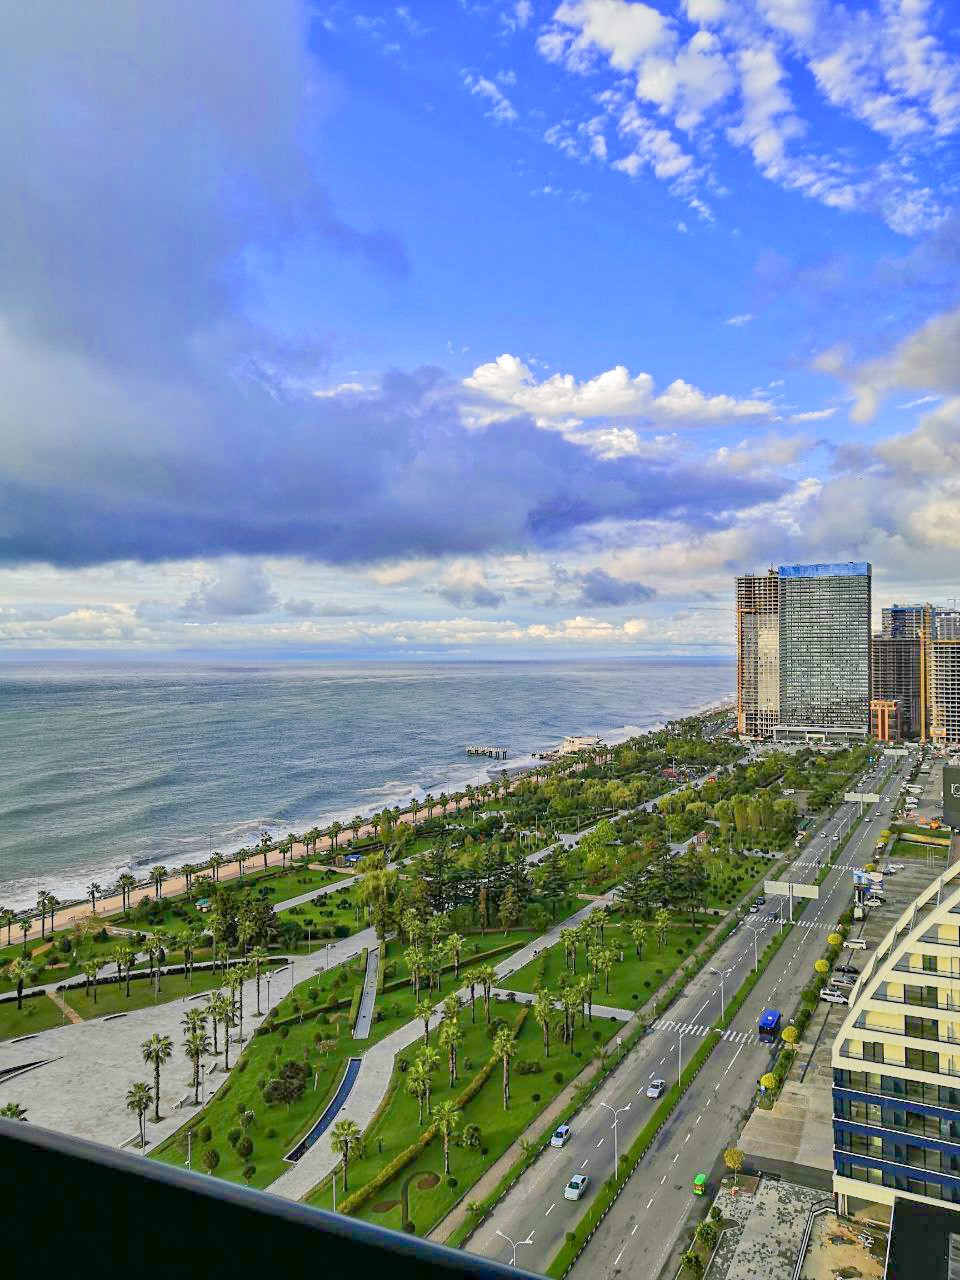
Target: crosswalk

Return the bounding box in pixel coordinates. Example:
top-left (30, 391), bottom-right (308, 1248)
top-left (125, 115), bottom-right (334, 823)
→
top-left (648, 1017), bottom-right (761, 1046)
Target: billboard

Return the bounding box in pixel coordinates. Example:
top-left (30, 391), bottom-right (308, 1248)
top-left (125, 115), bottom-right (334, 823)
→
top-left (944, 766), bottom-right (960, 829)
top-left (765, 880), bottom-right (819, 900)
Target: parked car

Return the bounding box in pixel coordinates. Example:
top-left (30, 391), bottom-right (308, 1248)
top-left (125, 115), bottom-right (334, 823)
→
top-left (835, 964), bottom-right (860, 976)
top-left (646, 1079), bottom-right (667, 1099)
top-left (832, 973), bottom-right (856, 989)
top-left (757, 896), bottom-right (766, 906)
top-left (820, 988), bottom-right (848, 1005)
top-left (564, 1174), bottom-right (589, 1201)
top-left (749, 903), bottom-right (760, 913)
top-left (846, 937), bottom-right (868, 950)
top-left (551, 1125), bottom-right (572, 1148)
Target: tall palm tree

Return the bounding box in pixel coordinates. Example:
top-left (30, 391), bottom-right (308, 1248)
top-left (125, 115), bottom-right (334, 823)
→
top-left (416, 1047), bottom-right (440, 1116)
top-left (87, 883), bottom-right (101, 914)
top-left (117, 873), bottom-right (136, 912)
top-left (141, 1033), bottom-right (173, 1123)
top-left (478, 964), bottom-right (495, 1023)
top-left (630, 921), bottom-right (647, 959)
top-left (6, 957), bottom-right (36, 1011)
top-left (409, 796), bottom-right (421, 828)
top-left (654, 907), bottom-right (670, 951)
top-left (126, 1081), bottom-right (153, 1149)
top-left (209, 852), bottom-right (224, 882)
top-left (415, 996), bottom-right (434, 1045)
top-left (425, 794), bottom-right (436, 821)
top-left (407, 1057), bottom-right (430, 1126)
top-left (330, 1118), bottom-right (363, 1193)
top-left (36, 889), bottom-right (49, 940)
top-left (236, 849), bottom-right (249, 880)
top-left (438, 1017), bottom-right (463, 1087)
top-left (82, 959), bottom-right (100, 1003)
top-left (493, 1026), bottom-right (515, 1110)
top-left (560, 928), bottom-right (578, 973)
top-left (18, 919), bottom-right (30, 955)
top-left (0, 909), bottom-right (14, 947)
top-left (248, 946), bottom-right (269, 1015)
top-left (464, 967), bottom-right (481, 1022)
top-left (47, 895), bottom-right (60, 932)
top-left (181, 864), bottom-right (197, 895)
top-left (350, 816), bottom-right (362, 844)
top-left (446, 932), bottom-right (465, 979)
top-left (184, 1026), bottom-right (211, 1105)
top-left (434, 1100), bottom-right (461, 1175)
top-left (151, 866), bottom-right (168, 900)
top-left (532, 989), bottom-right (555, 1058)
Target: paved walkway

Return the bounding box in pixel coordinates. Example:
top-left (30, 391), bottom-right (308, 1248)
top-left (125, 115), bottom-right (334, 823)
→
top-left (488, 987), bottom-right (632, 1022)
top-left (0, 929), bottom-right (373, 1150)
top-left (353, 946), bottom-right (380, 1039)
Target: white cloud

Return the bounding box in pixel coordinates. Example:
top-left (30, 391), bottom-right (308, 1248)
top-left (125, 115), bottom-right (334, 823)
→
top-left (789, 406), bottom-right (838, 421)
top-left (714, 430), bottom-right (814, 472)
top-left (725, 313), bottom-right (753, 326)
top-left (836, 305), bottom-right (960, 421)
top-left (463, 353), bottom-right (775, 433)
top-left (462, 71), bottom-right (518, 123)
top-left (549, 0), bottom-right (674, 72)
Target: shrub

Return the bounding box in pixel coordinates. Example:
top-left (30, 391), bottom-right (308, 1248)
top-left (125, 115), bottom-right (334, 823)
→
top-left (242, 1165), bottom-right (256, 1184)
top-left (237, 1136), bottom-right (253, 1159)
top-left (202, 1147), bottom-right (220, 1172)
top-left (227, 1128), bottom-right (242, 1147)
top-left (199, 1125), bottom-right (212, 1143)
top-left (447, 1176), bottom-right (458, 1188)
top-left (403, 1221), bottom-right (416, 1234)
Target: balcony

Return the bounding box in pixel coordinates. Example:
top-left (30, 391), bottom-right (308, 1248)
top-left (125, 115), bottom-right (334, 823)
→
top-left (837, 1045), bottom-right (960, 1080)
top-left (0, 1119), bottom-right (538, 1280)
top-left (853, 1016), bottom-right (960, 1047)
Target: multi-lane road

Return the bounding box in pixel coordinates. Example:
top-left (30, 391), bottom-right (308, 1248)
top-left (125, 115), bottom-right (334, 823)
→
top-left (467, 753), bottom-right (911, 1280)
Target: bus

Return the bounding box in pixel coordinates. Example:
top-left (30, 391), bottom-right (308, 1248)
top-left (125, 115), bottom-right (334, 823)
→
top-left (758, 1008), bottom-right (782, 1040)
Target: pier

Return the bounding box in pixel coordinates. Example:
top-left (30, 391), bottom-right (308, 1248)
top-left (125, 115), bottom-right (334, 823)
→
top-left (465, 744), bottom-right (509, 759)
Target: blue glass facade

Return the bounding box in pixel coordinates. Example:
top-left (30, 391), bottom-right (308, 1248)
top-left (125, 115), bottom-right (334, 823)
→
top-left (779, 562), bottom-right (872, 579)
top-left (834, 1073), bottom-right (960, 1204)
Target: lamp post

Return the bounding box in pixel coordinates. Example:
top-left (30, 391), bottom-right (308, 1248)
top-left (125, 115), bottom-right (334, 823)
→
top-left (710, 966), bottom-right (733, 1017)
top-left (200, 1062), bottom-right (206, 1106)
top-left (678, 1026), bottom-right (686, 1081)
top-left (598, 1099), bottom-right (631, 1174)
top-left (266, 973), bottom-right (272, 1010)
top-left (496, 1229), bottom-right (534, 1269)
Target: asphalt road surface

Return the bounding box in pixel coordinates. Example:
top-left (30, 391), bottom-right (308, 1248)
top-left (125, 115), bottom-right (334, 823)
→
top-left (466, 753), bottom-right (909, 1280)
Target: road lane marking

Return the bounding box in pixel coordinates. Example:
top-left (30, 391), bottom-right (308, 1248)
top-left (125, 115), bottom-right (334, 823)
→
top-left (615, 1249), bottom-right (624, 1266)
top-left (632, 1224), bottom-right (639, 1236)
top-left (685, 1133), bottom-right (691, 1142)
top-left (546, 1204), bottom-right (554, 1216)
top-left (661, 1175), bottom-right (666, 1184)
top-left (581, 1159), bottom-right (589, 1168)
top-left (695, 1115), bottom-right (702, 1124)
top-left (597, 1138), bottom-right (604, 1147)
top-left (673, 1153), bottom-right (679, 1163)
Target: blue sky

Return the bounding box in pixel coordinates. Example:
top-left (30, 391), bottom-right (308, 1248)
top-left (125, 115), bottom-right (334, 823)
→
top-left (0, 0), bottom-right (958, 658)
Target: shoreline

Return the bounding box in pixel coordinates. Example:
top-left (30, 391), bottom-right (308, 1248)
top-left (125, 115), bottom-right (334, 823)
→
top-left (0, 693), bottom-right (734, 917)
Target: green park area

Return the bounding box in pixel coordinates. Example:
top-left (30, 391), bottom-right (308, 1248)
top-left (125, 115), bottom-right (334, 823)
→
top-left (889, 836), bottom-right (949, 862)
top-left (0, 993), bottom-right (65, 1040)
top-left (306, 993), bottom-right (622, 1236)
top-left (60, 964), bottom-right (273, 1020)
top-left (502, 917), bottom-right (705, 1010)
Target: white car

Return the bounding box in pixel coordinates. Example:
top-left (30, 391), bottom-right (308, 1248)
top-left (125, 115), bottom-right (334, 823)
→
top-left (551, 1125), bottom-right (572, 1148)
top-left (564, 1174), bottom-right (589, 1201)
top-left (846, 937), bottom-right (868, 950)
top-left (646, 1078), bottom-right (667, 1099)
top-left (820, 988), bottom-right (848, 1005)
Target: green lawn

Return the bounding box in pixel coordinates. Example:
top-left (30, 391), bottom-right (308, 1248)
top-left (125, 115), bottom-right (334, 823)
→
top-left (502, 919), bottom-right (705, 1010)
top-left (703, 852), bottom-right (772, 909)
top-left (0, 928), bottom-right (131, 995)
top-left (151, 953), bottom-right (370, 1188)
top-left (0, 993), bottom-right (65, 1040)
top-left (890, 837), bottom-right (950, 862)
top-left (61, 965), bottom-right (260, 1020)
top-left (307, 996), bottom-right (620, 1234)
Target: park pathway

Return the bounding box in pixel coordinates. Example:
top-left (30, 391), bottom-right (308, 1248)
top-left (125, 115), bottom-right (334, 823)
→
top-left (353, 946), bottom-right (380, 1039)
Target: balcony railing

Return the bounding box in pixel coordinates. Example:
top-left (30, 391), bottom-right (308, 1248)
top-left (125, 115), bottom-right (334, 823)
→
top-left (837, 1044), bottom-right (960, 1080)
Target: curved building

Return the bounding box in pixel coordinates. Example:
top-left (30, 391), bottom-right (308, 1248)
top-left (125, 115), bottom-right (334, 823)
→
top-left (833, 858), bottom-right (960, 1215)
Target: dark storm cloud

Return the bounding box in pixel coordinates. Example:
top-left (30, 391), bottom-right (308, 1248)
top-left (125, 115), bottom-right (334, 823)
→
top-left (0, 1), bottom-right (787, 572)
top-left (575, 569), bottom-right (657, 608)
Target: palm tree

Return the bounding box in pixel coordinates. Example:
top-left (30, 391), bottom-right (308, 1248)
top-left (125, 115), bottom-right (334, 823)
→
top-left (434, 1100), bottom-right (461, 1175)
top-left (0, 1102), bottom-right (27, 1121)
top-left (405, 945), bottom-right (426, 1001)
top-left (410, 797), bottom-right (421, 828)
top-left (597, 947), bottom-right (615, 995)
top-left (117, 873), bottom-right (136, 912)
top-left (425, 794), bottom-right (436, 821)
top-left (36, 889), bottom-right (49, 940)
top-left (478, 964), bottom-right (495, 1023)
top-left (6, 957), bottom-right (36, 1011)
top-left (439, 1017), bottom-right (463, 1087)
top-left (0, 909), bottom-right (14, 947)
top-left (209, 852), bottom-right (225, 882)
top-left (560, 928), bottom-right (578, 973)
top-left (493, 1026), bottom-right (515, 1110)
top-left (417, 1046), bottom-right (440, 1116)
top-left (18, 919), bottom-right (30, 955)
top-left (141, 1033), bottom-right (173, 1123)
top-left (87, 883), bottom-right (101, 914)
top-left (350, 816), bottom-right (362, 844)
top-left (248, 946), bottom-right (269, 1014)
top-left (415, 996), bottom-right (434, 1045)
top-left (151, 866), bottom-right (168, 899)
top-left (330, 821), bottom-right (343, 851)
top-left (654, 908), bottom-right (670, 952)
top-left (236, 849), bottom-right (249, 880)
top-left (464, 967), bottom-right (481, 1022)
top-left (184, 1026), bottom-right (211, 1105)
top-left (630, 921), bottom-right (647, 959)
top-left (206, 991), bottom-right (229, 1055)
top-left (126, 1081), bottom-right (153, 1149)
top-left (330, 1118), bottom-right (363, 1192)
top-left (82, 958), bottom-right (100, 1003)
top-left (532, 989), bottom-right (555, 1058)
top-left (407, 1057), bottom-right (430, 1125)
top-left (47, 896), bottom-right (60, 932)
top-left (446, 932), bottom-right (465, 979)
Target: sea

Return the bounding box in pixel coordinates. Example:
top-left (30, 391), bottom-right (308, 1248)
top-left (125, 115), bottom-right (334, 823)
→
top-left (0, 660), bottom-right (734, 910)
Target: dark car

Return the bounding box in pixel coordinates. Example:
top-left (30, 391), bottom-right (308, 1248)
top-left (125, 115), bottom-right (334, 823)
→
top-left (834, 964), bottom-right (860, 976)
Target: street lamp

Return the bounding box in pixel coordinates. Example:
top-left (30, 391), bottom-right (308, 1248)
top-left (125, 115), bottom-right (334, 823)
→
top-left (678, 1026), bottom-right (686, 1081)
top-left (266, 973), bottom-right (272, 1010)
top-left (710, 966), bottom-right (733, 1017)
top-left (200, 1062), bottom-right (206, 1106)
top-left (496, 1229), bottom-right (534, 1268)
top-left (598, 1100), bottom-right (631, 1173)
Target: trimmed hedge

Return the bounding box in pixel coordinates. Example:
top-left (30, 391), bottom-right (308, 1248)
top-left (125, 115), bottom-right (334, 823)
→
top-left (333, 1007), bottom-right (528, 1217)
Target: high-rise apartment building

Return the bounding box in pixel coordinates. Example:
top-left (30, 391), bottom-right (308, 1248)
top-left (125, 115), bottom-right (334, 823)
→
top-left (736, 562), bottom-right (872, 740)
top-left (736, 569), bottom-right (780, 737)
top-left (870, 603), bottom-right (960, 743)
top-left (833, 858), bottom-right (960, 1216)
top-left (777, 562), bottom-right (872, 737)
